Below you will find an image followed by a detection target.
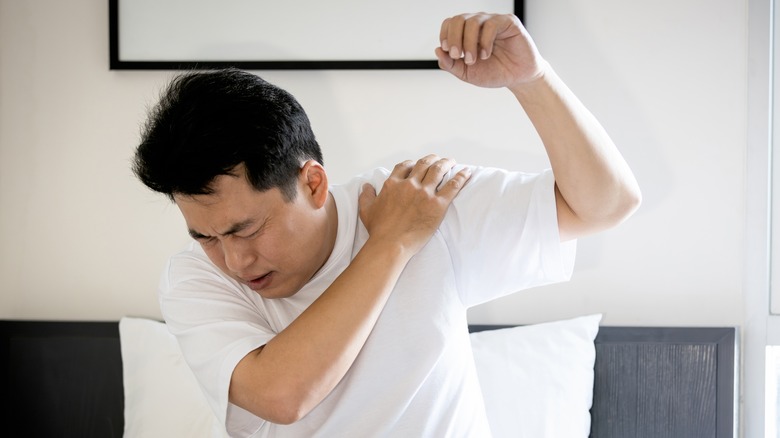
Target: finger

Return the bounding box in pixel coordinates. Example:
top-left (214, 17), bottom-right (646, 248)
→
top-left (446, 15), bottom-right (466, 60)
top-left (462, 15), bottom-right (484, 65)
top-left (436, 167), bottom-right (472, 200)
top-left (358, 183), bottom-right (377, 220)
top-left (478, 15), bottom-right (503, 60)
top-left (420, 157), bottom-right (456, 187)
top-left (439, 17), bottom-right (451, 52)
top-left (389, 160), bottom-right (414, 179)
top-left (408, 154), bottom-right (440, 180)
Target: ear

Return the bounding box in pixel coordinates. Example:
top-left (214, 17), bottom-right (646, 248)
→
top-left (299, 160), bottom-right (329, 208)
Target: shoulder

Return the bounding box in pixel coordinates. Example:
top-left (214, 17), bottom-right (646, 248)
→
top-left (328, 166), bottom-right (392, 213)
top-left (450, 165), bottom-right (552, 203)
top-left (159, 242), bottom-right (243, 298)
top-left (332, 167), bottom-right (391, 192)
top-left (165, 241), bottom-right (222, 278)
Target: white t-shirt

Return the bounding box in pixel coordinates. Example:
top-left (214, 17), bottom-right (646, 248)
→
top-left (159, 166), bottom-right (576, 437)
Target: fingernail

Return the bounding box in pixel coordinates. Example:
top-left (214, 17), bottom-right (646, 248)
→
top-left (464, 51), bottom-right (474, 65)
top-left (441, 39), bottom-right (449, 51)
top-left (480, 49), bottom-right (489, 60)
top-left (449, 46), bottom-right (460, 59)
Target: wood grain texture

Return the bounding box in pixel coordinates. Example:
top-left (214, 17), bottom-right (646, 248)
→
top-left (589, 327), bottom-right (735, 438)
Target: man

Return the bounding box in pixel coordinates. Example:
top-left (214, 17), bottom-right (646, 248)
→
top-left (133, 13), bottom-right (640, 437)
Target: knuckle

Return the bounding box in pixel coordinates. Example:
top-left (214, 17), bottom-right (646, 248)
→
top-left (464, 15), bottom-right (482, 27)
top-left (394, 160), bottom-right (413, 170)
top-left (439, 157), bottom-right (455, 166)
top-left (449, 15), bottom-right (466, 25)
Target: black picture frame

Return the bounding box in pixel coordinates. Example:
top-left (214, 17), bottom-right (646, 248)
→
top-left (108, 1), bottom-right (525, 70)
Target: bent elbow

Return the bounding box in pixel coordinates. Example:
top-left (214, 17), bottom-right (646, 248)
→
top-left (241, 384), bottom-right (317, 425)
top-left (230, 349), bottom-right (321, 425)
top-left (598, 175), bottom-right (642, 226)
top-left (598, 187), bottom-right (641, 231)
top-left (267, 405), bottom-right (307, 426)
top-left (617, 185), bottom-right (642, 222)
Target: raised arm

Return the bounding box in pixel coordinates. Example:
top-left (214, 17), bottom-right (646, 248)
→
top-left (435, 13), bottom-right (641, 241)
top-left (229, 156), bottom-right (470, 424)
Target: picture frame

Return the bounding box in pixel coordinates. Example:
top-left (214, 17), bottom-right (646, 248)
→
top-left (108, 0), bottom-right (524, 70)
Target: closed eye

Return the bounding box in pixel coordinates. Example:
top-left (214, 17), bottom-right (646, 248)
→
top-left (198, 236), bottom-right (218, 246)
top-left (189, 229), bottom-right (211, 241)
top-left (235, 219), bottom-right (268, 240)
top-left (236, 228), bottom-right (260, 239)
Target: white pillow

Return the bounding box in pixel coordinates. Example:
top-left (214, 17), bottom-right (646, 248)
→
top-left (469, 314), bottom-right (602, 438)
top-left (119, 315), bottom-right (598, 437)
top-left (119, 317), bottom-right (229, 438)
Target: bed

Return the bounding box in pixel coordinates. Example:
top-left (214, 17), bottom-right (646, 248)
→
top-left (0, 317), bottom-right (736, 437)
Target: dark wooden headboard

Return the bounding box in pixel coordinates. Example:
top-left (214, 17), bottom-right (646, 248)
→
top-left (1, 321), bottom-right (736, 438)
top-left (591, 327), bottom-right (735, 437)
top-left (0, 321), bottom-right (124, 438)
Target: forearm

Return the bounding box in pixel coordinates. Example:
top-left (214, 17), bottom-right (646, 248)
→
top-left (230, 238), bottom-right (411, 424)
top-left (510, 64), bottom-right (641, 239)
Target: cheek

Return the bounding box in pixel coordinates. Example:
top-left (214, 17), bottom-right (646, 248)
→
top-left (278, 221), bottom-right (311, 253)
top-left (258, 227), bottom-right (306, 266)
top-left (202, 244), bottom-right (228, 270)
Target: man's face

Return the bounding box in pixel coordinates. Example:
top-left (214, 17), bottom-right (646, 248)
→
top-left (174, 165), bottom-right (334, 299)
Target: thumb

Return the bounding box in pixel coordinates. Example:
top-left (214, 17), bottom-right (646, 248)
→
top-left (435, 47), bottom-right (457, 73)
top-left (358, 183), bottom-right (377, 220)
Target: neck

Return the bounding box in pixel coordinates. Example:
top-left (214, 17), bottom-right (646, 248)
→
top-left (325, 192), bottom-right (338, 253)
top-left (311, 192), bottom-right (339, 277)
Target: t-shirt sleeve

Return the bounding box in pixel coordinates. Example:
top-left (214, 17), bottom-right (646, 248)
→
top-left (158, 244), bottom-right (271, 437)
top-left (439, 166), bottom-right (576, 307)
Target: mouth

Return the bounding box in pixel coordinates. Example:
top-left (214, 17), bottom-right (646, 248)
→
top-left (244, 272), bottom-right (274, 291)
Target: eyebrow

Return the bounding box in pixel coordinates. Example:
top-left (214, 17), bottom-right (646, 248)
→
top-left (188, 219), bottom-right (256, 240)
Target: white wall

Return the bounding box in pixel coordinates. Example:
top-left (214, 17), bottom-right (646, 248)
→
top-left (0, 0), bottom-right (757, 433)
top-left (0, 0), bottom-right (748, 326)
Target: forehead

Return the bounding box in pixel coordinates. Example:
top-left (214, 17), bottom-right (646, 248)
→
top-left (176, 171), bottom-right (254, 205)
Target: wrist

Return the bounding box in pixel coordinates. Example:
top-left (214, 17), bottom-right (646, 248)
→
top-left (361, 236), bottom-right (412, 261)
top-left (507, 59), bottom-right (554, 97)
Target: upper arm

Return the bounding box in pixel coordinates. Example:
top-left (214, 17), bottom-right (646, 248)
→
top-left (441, 167), bottom-right (575, 305)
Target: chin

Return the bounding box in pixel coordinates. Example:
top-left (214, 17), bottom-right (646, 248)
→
top-left (253, 286), bottom-right (299, 300)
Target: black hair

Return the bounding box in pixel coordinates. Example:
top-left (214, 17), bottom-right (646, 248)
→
top-left (132, 68), bottom-right (323, 201)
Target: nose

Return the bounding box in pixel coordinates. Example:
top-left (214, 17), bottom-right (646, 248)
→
top-left (222, 238), bottom-right (256, 275)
